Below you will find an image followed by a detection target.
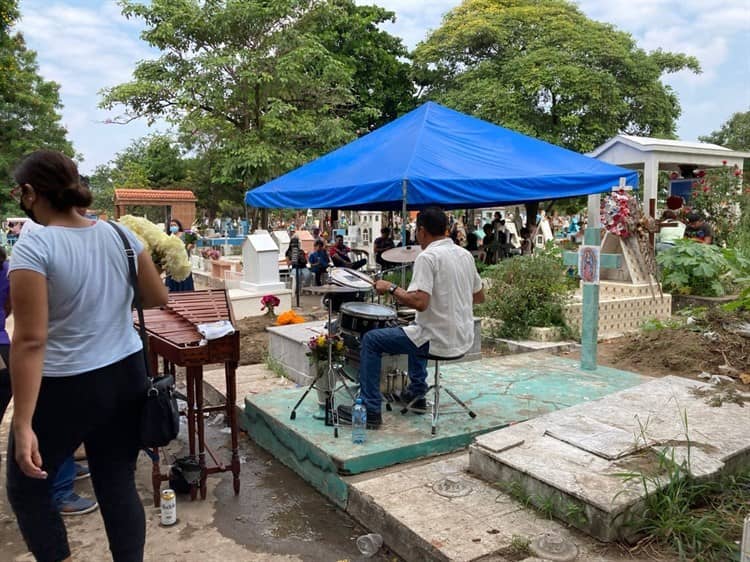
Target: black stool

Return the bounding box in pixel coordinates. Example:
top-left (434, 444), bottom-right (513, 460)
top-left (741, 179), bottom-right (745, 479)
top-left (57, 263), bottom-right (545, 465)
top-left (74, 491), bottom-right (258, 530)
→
top-left (401, 352), bottom-right (476, 435)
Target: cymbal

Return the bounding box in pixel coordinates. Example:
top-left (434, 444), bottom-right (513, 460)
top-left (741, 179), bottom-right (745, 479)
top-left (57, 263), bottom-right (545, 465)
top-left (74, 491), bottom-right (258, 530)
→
top-left (382, 245), bottom-right (422, 263)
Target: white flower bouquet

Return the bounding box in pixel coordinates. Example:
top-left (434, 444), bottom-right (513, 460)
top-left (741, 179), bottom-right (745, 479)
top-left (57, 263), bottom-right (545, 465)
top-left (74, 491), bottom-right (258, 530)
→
top-left (118, 215), bottom-right (192, 281)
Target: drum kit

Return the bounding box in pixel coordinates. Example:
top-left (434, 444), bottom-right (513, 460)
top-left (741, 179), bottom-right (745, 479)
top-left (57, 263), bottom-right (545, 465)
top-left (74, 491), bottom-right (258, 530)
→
top-left (290, 246), bottom-right (422, 436)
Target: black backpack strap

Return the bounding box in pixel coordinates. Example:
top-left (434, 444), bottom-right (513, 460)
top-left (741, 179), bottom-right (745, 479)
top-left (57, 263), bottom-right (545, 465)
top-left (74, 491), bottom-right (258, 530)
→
top-left (107, 220), bottom-right (153, 378)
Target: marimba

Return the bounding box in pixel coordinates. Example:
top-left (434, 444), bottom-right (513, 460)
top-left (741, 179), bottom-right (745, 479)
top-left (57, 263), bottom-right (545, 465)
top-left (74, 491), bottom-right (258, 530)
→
top-left (135, 289), bottom-right (241, 505)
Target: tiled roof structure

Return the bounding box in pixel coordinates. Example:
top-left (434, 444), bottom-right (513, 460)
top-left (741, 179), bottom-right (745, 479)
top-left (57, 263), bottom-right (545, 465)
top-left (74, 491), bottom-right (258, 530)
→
top-left (114, 189), bottom-right (197, 202)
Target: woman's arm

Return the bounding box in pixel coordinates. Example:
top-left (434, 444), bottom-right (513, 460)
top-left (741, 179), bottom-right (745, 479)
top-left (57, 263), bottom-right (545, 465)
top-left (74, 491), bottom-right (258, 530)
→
top-left (137, 251), bottom-right (169, 308)
top-left (9, 269), bottom-right (49, 479)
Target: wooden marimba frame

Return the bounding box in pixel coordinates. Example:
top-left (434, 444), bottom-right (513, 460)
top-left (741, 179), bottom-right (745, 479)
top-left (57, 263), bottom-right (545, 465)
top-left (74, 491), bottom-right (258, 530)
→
top-left (135, 290), bottom-right (241, 506)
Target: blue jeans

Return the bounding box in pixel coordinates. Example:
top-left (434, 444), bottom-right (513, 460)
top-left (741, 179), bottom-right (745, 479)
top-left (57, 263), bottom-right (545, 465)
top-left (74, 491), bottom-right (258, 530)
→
top-left (358, 327), bottom-right (429, 413)
top-left (52, 456), bottom-right (76, 505)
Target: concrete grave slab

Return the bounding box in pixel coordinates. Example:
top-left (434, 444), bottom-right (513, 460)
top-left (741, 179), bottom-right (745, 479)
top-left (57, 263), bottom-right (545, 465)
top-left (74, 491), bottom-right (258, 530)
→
top-left (347, 453), bottom-right (659, 562)
top-left (241, 353), bottom-right (649, 507)
top-left (470, 375), bottom-right (750, 542)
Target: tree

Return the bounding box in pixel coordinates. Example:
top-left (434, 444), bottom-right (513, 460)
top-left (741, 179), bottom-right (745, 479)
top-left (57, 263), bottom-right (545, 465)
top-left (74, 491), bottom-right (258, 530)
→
top-left (412, 0), bottom-right (700, 155)
top-left (301, 0), bottom-right (415, 132)
top-left (101, 0), bottom-right (365, 195)
top-left (0, 0), bottom-right (75, 216)
top-left (86, 134), bottom-right (189, 216)
top-left (699, 109), bottom-right (750, 151)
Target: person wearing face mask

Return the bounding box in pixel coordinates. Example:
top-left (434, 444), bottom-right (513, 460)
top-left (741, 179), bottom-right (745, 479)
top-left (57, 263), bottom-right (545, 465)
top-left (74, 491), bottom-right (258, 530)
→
top-left (165, 218), bottom-right (195, 292)
top-left (11, 208), bottom-right (98, 518)
top-left (7, 149), bottom-right (168, 561)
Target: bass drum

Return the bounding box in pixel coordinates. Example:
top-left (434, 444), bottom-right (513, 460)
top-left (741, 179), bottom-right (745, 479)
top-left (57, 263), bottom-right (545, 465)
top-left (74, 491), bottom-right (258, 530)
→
top-left (338, 302), bottom-right (397, 344)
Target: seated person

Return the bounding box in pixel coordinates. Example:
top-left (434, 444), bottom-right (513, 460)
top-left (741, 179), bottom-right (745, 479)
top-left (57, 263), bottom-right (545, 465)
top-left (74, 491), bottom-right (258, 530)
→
top-left (684, 212), bottom-right (713, 244)
top-left (336, 207), bottom-right (485, 428)
top-left (308, 239), bottom-right (331, 285)
top-left (656, 210), bottom-right (686, 252)
top-left (465, 231), bottom-right (479, 252)
top-left (329, 235), bottom-right (367, 270)
top-left (373, 227), bottom-right (395, 269)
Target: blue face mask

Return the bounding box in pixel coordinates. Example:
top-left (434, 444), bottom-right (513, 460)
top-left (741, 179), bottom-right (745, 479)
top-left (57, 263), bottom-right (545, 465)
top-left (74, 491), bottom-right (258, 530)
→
top-left (170, 225), bottom-right (179, 234)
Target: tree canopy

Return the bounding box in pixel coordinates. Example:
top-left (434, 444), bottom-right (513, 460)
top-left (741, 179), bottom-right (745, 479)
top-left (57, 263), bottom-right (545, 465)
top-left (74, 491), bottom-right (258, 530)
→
top-left (699, 109), bottom-right (750, 151)
top-left (86, 134), bottom-right (188, 215)
top-left (100, 0), bottom-right (412, 204)
top-left (412, 0), bottom-right (701, 153)
top-left (1, 0), bottom-right (74, 216)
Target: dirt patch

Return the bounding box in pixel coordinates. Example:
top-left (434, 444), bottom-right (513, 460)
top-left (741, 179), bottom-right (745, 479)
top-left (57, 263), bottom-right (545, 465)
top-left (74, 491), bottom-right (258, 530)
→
top-left (566, 308), bottom-right (750, 383)
top-left (235, 314), bottom-right (317, 365)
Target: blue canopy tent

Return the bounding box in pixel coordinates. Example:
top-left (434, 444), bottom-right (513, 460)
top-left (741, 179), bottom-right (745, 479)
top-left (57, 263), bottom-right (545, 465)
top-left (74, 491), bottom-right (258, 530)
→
top-left (245, 102), bottom-right (638, 212)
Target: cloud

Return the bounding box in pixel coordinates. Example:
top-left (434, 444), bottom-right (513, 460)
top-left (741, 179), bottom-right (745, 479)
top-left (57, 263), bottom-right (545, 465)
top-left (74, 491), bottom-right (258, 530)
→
top-left (15, 0), bottom-right (165, 172)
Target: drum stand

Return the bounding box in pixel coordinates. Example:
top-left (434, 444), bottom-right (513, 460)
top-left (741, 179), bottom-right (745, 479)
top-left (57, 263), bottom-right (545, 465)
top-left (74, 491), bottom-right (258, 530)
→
top-left (289, 292), bottom-right (356, 438)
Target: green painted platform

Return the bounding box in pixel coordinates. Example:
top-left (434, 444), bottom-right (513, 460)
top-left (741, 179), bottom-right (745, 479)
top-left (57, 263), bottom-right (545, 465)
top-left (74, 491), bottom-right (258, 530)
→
top-left (242, 353), bottom-right (649, 507)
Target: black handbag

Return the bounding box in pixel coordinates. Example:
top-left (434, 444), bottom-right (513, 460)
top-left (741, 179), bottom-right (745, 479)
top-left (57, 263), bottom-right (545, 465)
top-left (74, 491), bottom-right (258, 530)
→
top-left (108, 221), bottom-right (180, 448)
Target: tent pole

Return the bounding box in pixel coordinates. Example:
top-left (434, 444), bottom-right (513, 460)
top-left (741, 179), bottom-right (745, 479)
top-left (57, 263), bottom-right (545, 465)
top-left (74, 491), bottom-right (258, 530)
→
top-left (401, 179), bottom-right (408, 288)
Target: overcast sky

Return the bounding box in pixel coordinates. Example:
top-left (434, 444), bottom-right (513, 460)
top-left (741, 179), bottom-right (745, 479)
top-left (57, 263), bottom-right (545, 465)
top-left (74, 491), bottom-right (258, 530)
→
top-left (16, 0), bottom-right (750, 174)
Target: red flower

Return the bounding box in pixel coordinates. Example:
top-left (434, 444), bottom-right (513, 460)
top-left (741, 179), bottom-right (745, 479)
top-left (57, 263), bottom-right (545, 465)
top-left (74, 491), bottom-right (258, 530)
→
top-left (722, 160), bottom-right (727, 165)
top-left (735, 170), bottom-right (743, 177)
top-left (696, 170), bottom-right (706, 178)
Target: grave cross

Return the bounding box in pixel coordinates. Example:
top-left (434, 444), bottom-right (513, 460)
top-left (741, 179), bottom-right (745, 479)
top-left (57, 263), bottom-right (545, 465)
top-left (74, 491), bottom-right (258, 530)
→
top-left (562, 179), bottom-right (630, 371)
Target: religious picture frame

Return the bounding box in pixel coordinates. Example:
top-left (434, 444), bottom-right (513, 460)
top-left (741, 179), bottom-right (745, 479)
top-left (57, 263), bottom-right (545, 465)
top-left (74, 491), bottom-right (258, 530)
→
top-left (578, 245), bottom-right (600, 285)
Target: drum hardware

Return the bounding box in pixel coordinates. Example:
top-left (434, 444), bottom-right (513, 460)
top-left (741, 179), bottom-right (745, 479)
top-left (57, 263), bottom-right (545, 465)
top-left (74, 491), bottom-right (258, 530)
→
top-left (293, 283), bottom-right (367, 438)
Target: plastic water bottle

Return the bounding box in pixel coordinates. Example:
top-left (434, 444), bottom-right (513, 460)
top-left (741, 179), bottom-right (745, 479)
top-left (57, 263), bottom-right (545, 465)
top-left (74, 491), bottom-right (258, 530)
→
top-left (352, 398), bottom-right (367, 444)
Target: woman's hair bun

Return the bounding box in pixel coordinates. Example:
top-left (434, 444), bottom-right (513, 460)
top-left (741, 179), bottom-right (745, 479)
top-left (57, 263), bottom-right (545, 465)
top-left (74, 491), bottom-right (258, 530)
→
top-left (13, 150), bottom-right (92, 211)
top-left (60, 181), bottom-right (93, 209)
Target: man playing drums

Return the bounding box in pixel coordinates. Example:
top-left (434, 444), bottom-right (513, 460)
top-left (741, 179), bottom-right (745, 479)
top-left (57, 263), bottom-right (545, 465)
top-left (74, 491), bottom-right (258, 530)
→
top-left (337, 207), bottom-right (484, 428)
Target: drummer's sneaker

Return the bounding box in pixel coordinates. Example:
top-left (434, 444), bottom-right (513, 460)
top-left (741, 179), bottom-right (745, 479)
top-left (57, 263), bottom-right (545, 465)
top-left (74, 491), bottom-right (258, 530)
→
top-left (337, 404), bottom-right (382, 429)
top-left (397, 391), bottom-right (427, 413)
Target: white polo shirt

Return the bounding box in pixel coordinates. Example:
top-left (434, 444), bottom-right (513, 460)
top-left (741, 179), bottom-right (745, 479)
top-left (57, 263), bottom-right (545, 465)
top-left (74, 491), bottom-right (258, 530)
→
top-left (403, 238), bottom-right (482, 357)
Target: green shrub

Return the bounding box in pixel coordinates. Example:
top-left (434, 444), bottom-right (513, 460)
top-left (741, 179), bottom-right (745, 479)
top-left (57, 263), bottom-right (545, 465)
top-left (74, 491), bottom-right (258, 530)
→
top-left (656, 240), bottom-right (732, 296)
top-left (478, 254), bottom-right (572, 340)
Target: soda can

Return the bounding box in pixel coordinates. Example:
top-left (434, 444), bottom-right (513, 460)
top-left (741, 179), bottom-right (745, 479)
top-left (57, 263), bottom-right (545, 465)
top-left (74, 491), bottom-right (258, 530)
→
top-left (160, 489), bottom-right (177, 526)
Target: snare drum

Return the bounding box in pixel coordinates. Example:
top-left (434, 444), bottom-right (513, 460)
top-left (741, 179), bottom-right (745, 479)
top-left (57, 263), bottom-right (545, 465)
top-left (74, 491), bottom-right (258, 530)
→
top-left (338, 302), bottom-right (397, 341)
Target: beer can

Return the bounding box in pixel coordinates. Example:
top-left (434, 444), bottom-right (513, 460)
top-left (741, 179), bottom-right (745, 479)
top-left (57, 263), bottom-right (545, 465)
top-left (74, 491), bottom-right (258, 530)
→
top-left (160, 489), bottom-right (177, 526)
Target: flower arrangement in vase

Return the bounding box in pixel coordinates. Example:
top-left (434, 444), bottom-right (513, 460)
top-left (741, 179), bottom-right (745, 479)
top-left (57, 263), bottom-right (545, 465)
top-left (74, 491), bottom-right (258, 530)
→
top-left (306, 333), bottom-right (345, 365)
top-left (260, 295), bottom-right (280, 317)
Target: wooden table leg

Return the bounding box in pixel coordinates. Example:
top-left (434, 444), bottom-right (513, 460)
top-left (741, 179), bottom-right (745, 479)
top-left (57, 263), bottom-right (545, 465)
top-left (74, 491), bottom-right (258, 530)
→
top-left (226, 360), bottom-right (241, 495)
top-left (186, 366), bottom-right (197, 501)
top-left (193, 366), bottom-right (208, 500)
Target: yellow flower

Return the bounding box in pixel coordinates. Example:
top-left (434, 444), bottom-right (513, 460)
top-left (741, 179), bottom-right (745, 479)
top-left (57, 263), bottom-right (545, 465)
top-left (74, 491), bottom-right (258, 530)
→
top-left (316, 336), bottom-right (326, 347)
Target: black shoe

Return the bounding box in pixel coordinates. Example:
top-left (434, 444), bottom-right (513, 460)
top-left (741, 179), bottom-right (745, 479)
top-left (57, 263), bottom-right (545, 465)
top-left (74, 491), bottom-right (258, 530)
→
top-left (397, 391), bottom-right (427, 411)
top-left (337, 404), bottom-right (382, 429)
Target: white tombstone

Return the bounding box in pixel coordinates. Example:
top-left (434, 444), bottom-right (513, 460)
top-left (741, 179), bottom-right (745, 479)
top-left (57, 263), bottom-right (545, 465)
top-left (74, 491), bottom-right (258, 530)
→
top-left (271, 230), bottom-right (290, 260)
top-left (240, 233), bottom-right (285, 293)
top-left (540, 219), bottom-right (554, 242)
